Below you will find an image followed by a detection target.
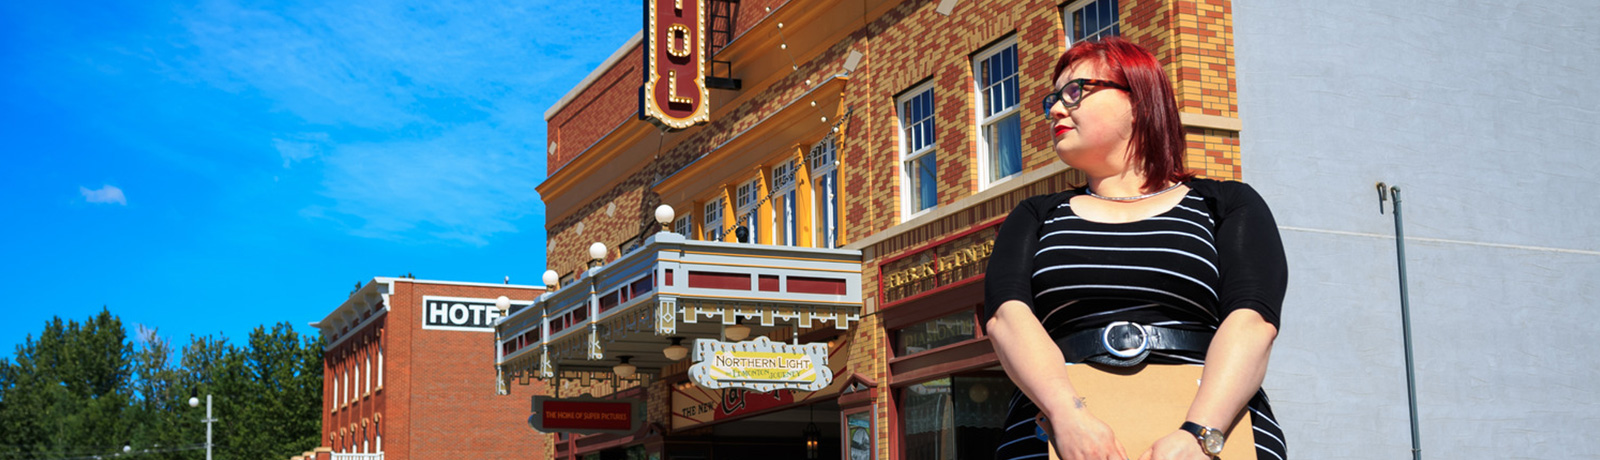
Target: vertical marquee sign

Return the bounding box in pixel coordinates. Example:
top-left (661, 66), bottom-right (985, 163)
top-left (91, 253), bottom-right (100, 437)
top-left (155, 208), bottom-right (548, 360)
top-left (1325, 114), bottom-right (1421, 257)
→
top-left (641, 0), bottom-right (710, 130)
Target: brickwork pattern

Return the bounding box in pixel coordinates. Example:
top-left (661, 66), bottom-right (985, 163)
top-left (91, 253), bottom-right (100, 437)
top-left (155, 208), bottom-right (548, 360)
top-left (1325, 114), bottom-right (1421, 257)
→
top-left (321, 281), bottom-right (548, 460)
top-left (1123, 0), bottom-right (1241, 180)
top-left (537, 0), bottom-right (1240, 458)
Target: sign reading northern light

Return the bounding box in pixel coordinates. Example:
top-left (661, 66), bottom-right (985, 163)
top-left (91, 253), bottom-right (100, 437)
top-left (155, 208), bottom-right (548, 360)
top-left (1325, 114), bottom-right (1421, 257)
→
top-left (688, 337), bottom-right (833, 392)
top-left (421, 296), bottom-right (526, 331)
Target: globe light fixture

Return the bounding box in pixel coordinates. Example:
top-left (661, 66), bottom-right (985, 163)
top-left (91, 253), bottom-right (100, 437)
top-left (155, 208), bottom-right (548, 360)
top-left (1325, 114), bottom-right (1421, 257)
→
top-left (655, 205), bottom-right (675, 232)
top-left (663, 337), bottom-right (688, 361)
top-left (494, 296), bottom-right (511, 314)
top-left (543, 270), bottom-right (559, 289)
top-left (188, 396), bottom-right (199, 408)
top-left (613, 355), bottom-right (636, 379)
top-left (724, 318), bottom-right (750, 341)
top-left (589, 242), bottom-right (608, 267)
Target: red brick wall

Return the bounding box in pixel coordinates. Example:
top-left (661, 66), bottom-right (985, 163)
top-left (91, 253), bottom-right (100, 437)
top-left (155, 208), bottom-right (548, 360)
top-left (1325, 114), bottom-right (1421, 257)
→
top-left (321, 280), bottom-right (549, 460)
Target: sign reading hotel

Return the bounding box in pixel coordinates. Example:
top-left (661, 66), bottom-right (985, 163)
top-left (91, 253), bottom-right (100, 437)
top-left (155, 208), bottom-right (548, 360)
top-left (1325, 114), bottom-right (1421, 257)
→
top-left (529, 396), bottom-right (643, 435)
top-left (640, 0), bottom-right (710, 130)
top-left (421, 296), bottom-right (527, 331)
top-left (688, 336), bottom-right (832, 392)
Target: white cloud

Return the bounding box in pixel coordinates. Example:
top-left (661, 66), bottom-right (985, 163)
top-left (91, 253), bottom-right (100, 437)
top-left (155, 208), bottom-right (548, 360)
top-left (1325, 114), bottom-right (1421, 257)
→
top-left (273, 133), bottom-right (328, 168)
top-left (80, 185), bottom-right (128, 205)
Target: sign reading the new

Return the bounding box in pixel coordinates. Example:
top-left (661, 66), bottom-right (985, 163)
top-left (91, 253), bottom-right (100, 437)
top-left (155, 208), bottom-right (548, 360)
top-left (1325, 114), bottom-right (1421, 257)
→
top-left (688, 336), bottom-right (833, 392)
top-left (421, 296), bottom-right (527, 331)
top-left (640, 0), bottom-right (709, 130)
top-left (529, 396), bottom-right (643, 434)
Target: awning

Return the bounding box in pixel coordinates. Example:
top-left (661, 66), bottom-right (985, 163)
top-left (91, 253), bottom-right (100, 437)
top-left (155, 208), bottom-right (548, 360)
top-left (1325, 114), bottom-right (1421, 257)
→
top-left (495, 232), bottom-right (862, 388)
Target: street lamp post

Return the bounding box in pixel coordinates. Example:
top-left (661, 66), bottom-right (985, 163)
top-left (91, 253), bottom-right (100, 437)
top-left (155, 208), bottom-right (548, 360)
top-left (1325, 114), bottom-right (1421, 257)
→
top-left (188, 395), bottom-right (215, 460)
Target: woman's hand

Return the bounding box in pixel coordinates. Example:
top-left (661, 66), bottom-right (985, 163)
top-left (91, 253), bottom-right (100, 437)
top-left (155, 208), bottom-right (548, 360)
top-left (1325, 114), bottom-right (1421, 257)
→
top-left (1136, 429), bottom-right (1208, 460)
top-left (1037, 409), bottom-right (1129, 460)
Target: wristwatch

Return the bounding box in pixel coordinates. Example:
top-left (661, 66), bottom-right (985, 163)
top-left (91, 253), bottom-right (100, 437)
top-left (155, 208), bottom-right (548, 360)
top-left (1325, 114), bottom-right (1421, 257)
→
top-left (1179, 421), bottom-right (1225, 457)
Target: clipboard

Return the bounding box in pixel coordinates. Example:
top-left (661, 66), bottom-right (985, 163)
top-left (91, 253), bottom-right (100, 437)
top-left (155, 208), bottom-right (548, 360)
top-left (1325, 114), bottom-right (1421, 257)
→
top-left (1040, 364), bottom-right (1255, 459)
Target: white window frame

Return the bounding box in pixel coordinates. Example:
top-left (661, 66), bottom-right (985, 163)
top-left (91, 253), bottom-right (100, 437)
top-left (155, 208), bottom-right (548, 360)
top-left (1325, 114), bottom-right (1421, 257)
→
top-left (703, 197), bottom-right (725, 242)
top-left (377, 344), bottom-right (383, 389)
top-left (333, 370), bottom-right (341, 409)
top-left (365, 355), bottom-right (372, 395)
top-left (974, 35), bottom-right (1023, 189)
top-left (673, 214), bottom-right (692, 237)
top-left (1063, 0), bottom-right (1121, 45)
top-left (772, 159), bottom-right (800, 246)
top-left (735, 176), bottom-right (763, 243)
top-left (897, 81), bottom-right (939, 220)
top-left (807, 135), bottom-right (840, 248)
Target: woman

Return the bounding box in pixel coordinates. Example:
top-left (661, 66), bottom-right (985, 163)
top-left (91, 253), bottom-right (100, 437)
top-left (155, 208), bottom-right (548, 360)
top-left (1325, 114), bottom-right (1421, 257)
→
top-left (983, 37), bottom-right (1288, 460)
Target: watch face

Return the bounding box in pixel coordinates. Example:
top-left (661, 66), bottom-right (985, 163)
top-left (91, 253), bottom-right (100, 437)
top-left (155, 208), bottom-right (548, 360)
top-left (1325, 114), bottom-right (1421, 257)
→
top-left (1202, 430), bottom-right (1225, 455)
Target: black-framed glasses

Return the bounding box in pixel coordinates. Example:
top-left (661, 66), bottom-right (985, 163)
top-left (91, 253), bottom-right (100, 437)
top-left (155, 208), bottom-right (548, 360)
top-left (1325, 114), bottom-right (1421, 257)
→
top-left (1041, 78), bottom-right (1129, 114)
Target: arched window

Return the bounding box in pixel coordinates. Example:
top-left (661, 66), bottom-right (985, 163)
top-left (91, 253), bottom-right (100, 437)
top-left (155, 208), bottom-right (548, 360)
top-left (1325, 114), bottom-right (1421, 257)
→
top-left (377, 343), bottom-right (385, 388)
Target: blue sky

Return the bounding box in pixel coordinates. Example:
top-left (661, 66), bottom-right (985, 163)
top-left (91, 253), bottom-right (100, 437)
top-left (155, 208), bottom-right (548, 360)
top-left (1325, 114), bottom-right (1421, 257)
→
top-left (0, 0), bottom-right (639, 354)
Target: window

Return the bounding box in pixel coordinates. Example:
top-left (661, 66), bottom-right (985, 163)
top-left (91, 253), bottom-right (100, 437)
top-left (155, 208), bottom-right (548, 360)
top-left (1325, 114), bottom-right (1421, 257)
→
top-left (898, 83), bottom-right (938, 217)
top-left (896, 310), bottom-right (977, 356)
top-left (333, 371), bottom-right (341, 409)
top-left (975, 37), bottom-right (1022, 187)
top-left (772, 159), bottom-right (799, 246)
top-left (1064, 0), bottom-right (1120, 45)
top-left (365, 355), bottom-right (372, 394)
top-left (901, 375), bottom-right (1016, 460)
top-left (735, 176), bottom-right (762, 243)
top-left (377, 344), bottom-right (384, 388)
top-left (703, 197), bottom-right (725, 241)
top-left (673, 214), bottom-right (692, 238)
top-left (843, 407), bottom-right (875, 460)
top-left (808, 135), bottom-right (839, 248)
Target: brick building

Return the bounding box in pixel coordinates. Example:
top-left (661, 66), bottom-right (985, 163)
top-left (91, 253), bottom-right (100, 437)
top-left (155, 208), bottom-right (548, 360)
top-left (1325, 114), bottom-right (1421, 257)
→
top-left (297, 277), bottom-right (549, 460)
top-left (500, 0), bottom-right (1241, 459)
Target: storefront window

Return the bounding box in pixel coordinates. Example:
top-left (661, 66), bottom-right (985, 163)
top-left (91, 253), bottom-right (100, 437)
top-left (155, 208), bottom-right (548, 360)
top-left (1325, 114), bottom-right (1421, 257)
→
top-left (896, 311), bottom-right (977, 356)
top-left (844, 408), bottom-right (874, 460)
top-left (901, 375), bottom-right (1015, 460)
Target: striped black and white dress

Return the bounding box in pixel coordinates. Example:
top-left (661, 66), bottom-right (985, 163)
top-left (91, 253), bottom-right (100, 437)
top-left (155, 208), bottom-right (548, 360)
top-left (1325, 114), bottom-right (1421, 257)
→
top-left (983, 179), bottom-right (1289, 460)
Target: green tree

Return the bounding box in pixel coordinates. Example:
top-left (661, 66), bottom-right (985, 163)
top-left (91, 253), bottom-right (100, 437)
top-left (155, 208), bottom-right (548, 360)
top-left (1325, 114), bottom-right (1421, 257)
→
top-left (0, 312), bottom-right (324, 460)
top-left (0, 308), bottom-right (135, 460)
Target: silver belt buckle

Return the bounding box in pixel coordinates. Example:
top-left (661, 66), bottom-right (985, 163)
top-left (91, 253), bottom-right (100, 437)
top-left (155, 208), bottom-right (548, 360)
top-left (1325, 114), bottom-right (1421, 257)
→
top-left (1101, 321), bottom-right (1149, 358)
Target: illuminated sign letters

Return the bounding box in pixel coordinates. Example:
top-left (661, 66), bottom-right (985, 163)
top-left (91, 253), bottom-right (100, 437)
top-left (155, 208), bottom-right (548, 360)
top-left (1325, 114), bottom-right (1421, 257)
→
top-left (688, 336), bottom-right (833, 392)
top-left (641, 0), bottom-right (710, 129)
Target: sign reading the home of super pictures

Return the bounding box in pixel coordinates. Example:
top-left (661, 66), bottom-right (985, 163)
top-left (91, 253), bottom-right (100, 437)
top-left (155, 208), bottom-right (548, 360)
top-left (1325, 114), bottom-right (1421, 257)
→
top-left (421, 296), bottom-right (528, 331)
top-left (640, 0), bottom-right (709, 130)
top-left (688, 336), bottom-right (833, 392)
top-left (528, 396), bottom-right (644, 434)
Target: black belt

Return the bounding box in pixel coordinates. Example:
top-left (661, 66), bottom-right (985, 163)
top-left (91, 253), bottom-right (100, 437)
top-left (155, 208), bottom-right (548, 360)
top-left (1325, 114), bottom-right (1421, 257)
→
top-left (1055, 321), bottom-right (1214, 366)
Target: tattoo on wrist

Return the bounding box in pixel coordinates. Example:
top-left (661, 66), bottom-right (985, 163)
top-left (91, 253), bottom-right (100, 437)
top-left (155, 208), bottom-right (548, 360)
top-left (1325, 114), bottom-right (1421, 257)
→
top-left (1073, 397), bottom-right (1087, 409)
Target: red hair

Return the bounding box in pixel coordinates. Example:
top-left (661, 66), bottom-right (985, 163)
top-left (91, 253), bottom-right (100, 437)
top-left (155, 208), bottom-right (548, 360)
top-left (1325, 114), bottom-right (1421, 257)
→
top-left (1054, 37), bottom-right (1195, 191)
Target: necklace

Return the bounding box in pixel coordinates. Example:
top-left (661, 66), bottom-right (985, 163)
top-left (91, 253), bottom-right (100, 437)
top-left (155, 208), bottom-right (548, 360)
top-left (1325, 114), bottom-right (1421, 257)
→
top-left (1086, 181), bottom-right (1185, 201)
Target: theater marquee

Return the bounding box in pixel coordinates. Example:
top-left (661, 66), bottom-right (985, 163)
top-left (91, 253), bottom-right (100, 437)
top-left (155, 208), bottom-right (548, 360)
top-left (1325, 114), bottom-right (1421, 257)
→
top-left (688, 336), bottom-right (833, 392)
top-left (641, 0), bottom-right (710, 130)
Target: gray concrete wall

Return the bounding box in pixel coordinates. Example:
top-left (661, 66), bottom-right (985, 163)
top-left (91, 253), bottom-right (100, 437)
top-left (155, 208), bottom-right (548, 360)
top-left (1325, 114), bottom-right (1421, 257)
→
top-left (1233, 1), bottom-right (1600, 458)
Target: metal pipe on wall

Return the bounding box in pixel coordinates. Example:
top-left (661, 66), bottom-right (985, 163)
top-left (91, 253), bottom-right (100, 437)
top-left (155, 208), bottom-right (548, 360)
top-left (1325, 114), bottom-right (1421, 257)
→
top-left (1379, 182), bottom-right (1422, 460)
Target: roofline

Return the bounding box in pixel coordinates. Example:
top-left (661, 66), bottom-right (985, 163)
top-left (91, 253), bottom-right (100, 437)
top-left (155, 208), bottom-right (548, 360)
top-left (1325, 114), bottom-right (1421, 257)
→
top-left (544, 30), bottom-right (645, 122)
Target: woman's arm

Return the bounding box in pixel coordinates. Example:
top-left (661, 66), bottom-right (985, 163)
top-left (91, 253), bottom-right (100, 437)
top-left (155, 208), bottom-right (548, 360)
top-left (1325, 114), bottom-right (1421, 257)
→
top-left (988, 301), bottom-right (1129, 460)
top-left (1140, 310), bottom-right (1276, 460)
top-left (1144, 182), bottom-right (1288, 460)
top-left (984, 195), bottom-right (1127, 460)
